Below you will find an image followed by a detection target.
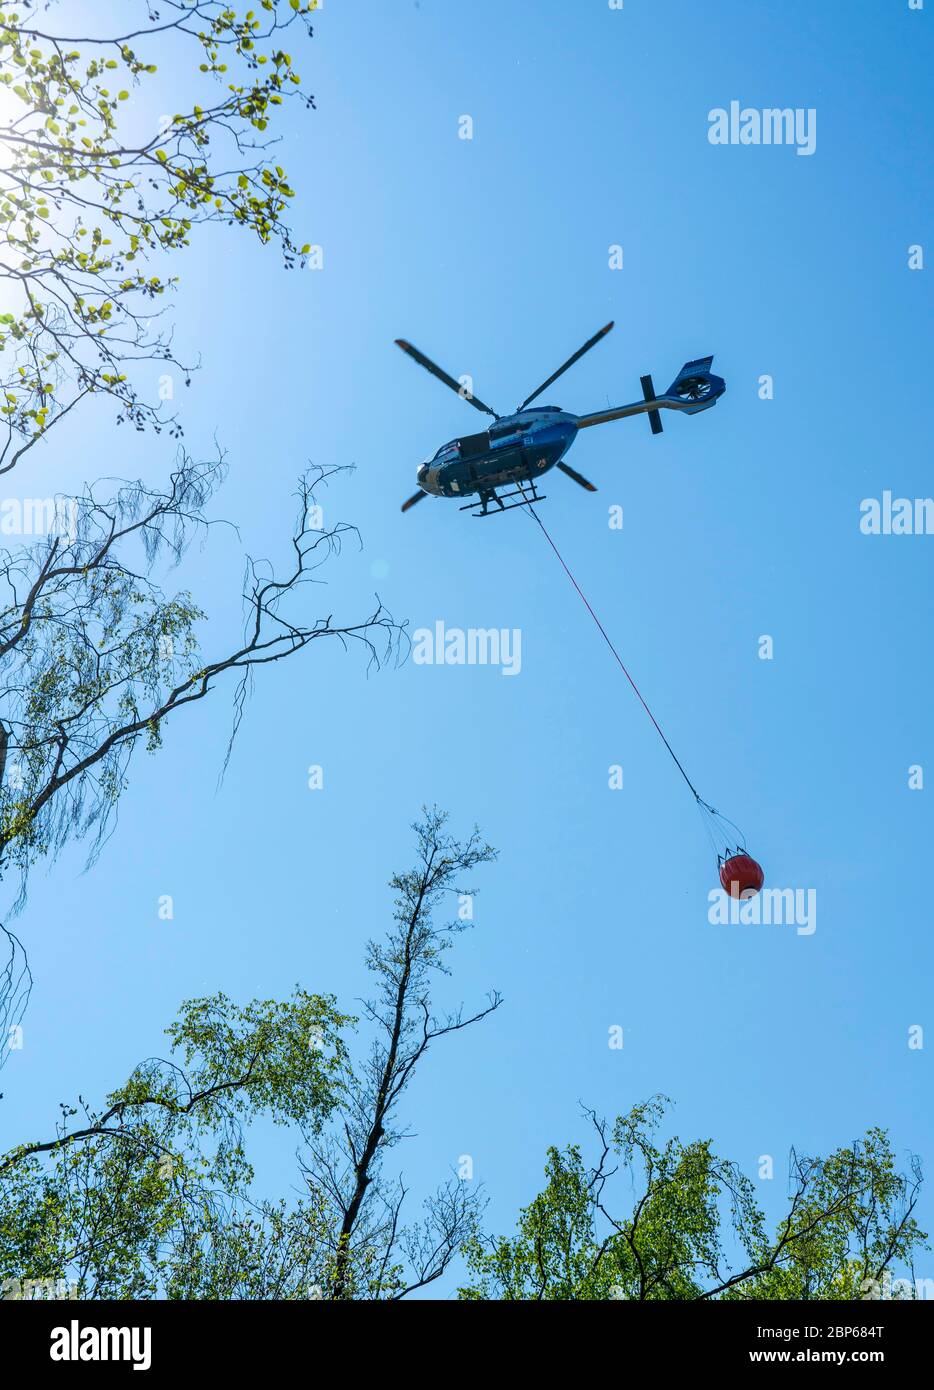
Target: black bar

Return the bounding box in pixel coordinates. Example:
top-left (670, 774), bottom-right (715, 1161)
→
top-left (7, 1296), bottom-right (931, 1374)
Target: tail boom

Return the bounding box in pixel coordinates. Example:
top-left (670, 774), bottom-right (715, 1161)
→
top-left (575, 356), bottom-right (725, 430)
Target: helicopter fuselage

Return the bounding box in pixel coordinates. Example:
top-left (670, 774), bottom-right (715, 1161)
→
top-left (416, 406), bottom-right (577, 500)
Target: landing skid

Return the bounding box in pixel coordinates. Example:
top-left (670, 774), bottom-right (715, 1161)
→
top-left (459, 479), bottom-right (546, 518)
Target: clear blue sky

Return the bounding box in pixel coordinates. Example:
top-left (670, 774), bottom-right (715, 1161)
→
top-left (2, 0), bottom-right (932, 1293)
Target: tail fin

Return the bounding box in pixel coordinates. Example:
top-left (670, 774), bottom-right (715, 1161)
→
top-left (665, 357), bottom-right (726, 413)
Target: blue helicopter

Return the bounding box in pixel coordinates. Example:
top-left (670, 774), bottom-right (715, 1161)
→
top-left (398, 321), bottom-right (725, 517)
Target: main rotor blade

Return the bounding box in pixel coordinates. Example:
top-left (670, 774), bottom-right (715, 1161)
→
top-left (557, 461), bottom-right (597, 492)
top-left (401, 490), bottom-right (428, 513)
top-left (517, 321), bottom-right (615, 412)
top-left (395, 339), bottom-right (499, 418)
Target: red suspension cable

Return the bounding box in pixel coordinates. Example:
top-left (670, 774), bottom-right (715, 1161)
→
top-left (527, 505), bottom-right (703, 804)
